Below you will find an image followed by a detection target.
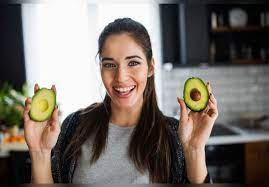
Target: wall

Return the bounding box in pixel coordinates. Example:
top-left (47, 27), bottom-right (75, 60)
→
top-left (161, 64), bottom-right (269, 124)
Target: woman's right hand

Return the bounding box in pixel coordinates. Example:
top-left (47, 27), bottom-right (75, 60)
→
top-left (23, 84), bottom-right (60, 153)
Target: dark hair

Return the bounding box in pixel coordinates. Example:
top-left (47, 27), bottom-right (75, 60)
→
top-left (64, 18), bottom-right (172, 183)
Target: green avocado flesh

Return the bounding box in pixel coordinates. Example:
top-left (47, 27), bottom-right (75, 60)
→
top-left (29, 88), bottom-right (56, 122)
top-left (183, 77), bottom-right (209, 112)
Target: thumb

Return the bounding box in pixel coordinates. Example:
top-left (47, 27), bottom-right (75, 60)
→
top-left (23, 98), bottom-right (31, 122)
top-left (177, 97), bottom-right (188, 124)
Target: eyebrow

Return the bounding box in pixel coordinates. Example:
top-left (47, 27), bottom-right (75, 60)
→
top-left (125, 55), bottom-right (142, 60)
top-left (101, 57), bottom-right (114, 62)
top-left (101, 55), bottom-right (142, 62)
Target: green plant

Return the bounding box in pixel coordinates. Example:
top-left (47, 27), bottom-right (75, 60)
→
top-left (0, 82), bottom-right (28, 128)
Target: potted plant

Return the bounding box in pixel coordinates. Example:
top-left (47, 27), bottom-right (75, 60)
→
top-left (0, 82), bottom-right (28, 136)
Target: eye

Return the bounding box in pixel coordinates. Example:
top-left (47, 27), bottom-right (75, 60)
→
top-left (128, 61), bottom-right (140, 66)
top-left (103, 63), bottom-right (116, 69)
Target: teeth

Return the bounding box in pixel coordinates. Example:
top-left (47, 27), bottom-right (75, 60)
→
top-left (114, 86), bottom-right (135, 93)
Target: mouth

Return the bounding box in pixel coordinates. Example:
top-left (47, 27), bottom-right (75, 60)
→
top-left (113, 85), bottom-right (136, 98)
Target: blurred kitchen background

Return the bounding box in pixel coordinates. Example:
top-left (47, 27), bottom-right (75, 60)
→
top-left (1, 0), bottom-right (269, 184)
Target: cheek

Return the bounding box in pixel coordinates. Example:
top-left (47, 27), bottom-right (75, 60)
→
top-left (101, 71), bottom-right (114, 90)
top-left (135, 68), bottom-right (149, 89)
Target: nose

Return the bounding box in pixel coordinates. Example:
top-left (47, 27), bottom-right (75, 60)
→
top-left (114, 66), bottom-right (129, 83)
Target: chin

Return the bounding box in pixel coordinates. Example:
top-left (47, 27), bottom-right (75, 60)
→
top-left (114, 98), bottom-right (138, 109)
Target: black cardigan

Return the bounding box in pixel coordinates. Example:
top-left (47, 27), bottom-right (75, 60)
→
top-left (51, 111), bottom-right (211, 183)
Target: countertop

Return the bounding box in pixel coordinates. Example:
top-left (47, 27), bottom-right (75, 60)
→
top-left (0, 142), bottom-right (28, 157)
top-left (1, 124), bottom-right (269, 157)
top-left (206, 123), bottom-right (269, 145)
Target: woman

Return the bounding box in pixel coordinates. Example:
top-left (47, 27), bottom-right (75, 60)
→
top-left (23, 18), bottom-right (218, 184)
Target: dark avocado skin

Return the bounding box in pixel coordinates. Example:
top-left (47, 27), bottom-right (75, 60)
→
top-left (29, 88), bottom-right (56, 122)
top-left (183, 77), bottom-right (209, 112)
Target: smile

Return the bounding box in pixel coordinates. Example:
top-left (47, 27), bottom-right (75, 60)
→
top-left (113, 85), bottom-right (136, 97)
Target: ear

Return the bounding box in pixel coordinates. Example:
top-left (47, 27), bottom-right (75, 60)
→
top-left (148, 58), bottom-right (155, 78)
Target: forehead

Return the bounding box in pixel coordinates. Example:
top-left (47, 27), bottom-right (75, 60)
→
top-left (101, 33), bottom-right (146, 59)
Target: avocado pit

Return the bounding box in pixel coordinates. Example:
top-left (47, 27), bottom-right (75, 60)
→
top-left (190, 88), bottom-right (201, 101)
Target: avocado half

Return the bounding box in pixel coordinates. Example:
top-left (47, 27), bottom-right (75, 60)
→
top-left (29, 88), bottom-right (56, 122)
top-left (183, 77), bottom-right (209, 112)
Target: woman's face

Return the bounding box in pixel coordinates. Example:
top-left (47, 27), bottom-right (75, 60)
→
top-left (100, 33), bottom-right (153, 109)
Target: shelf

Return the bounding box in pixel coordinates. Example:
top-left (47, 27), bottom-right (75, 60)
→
top-left (211, 26), bottom-right (269, 33)
top-left (231, 59), bottom-right (269, 64)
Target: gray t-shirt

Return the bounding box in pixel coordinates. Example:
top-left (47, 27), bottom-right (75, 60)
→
top-left (72, 122), bottom-right (150, 184)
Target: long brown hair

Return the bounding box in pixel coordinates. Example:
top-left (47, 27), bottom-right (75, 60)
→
top-left (64, 18), bottom-right (172, 183)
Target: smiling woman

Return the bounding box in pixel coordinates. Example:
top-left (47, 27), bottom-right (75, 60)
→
top-left (66, 18), bottom-right (172, 183)
top-left (23, 18), bottom-right (217, 184)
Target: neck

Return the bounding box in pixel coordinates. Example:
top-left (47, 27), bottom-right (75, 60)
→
top-left (110, 98), bottom-right (143, 127)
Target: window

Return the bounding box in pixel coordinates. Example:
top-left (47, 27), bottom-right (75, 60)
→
top-left (22, 2), bottom-right (162, 120)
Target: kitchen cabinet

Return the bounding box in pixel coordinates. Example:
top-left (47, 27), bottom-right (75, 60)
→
top-left (245, 141), bottom-right (269, 184)
top-left (207, 3), bottom-right (269, 65)
top-left (0, 157), bottom-right (11, 183)
top-left (0, 151), bottom-right (30, 184)
top-left (205, 143), bottom-right (245, 183)
top-left (206, 141), bottom-right (269, 183)
top-left (0, 4), bottom-right (26, 90)
top-left (160, 3), bottom-right (209, 66)
top-left (160, 1), bottom-right (269, 66)
top-left (160, 4), bottom-right (181, 65)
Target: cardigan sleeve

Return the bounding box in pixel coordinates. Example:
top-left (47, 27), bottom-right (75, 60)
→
top-left (166, 116), bottom-right (213, 184)
top-left (51, 112), bottom-right (77, 183)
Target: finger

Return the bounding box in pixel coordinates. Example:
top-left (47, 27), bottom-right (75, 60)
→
top-left (24, 97), bottom-right (32, 106)
top-left (208, 99), bottom-right (217, 110)
top-left (203, 93), bottom-right (216, 114)
top-left (34, 83), bottom-right (40, 93)
top-left (50, 107), bottom-right (59, 131)
top-left (207, 100), bottom-right (218, 119)
top-left (206, 81), bottom-right (218, 108)
top-left (177, 97), bottom-right (188, 124)
top-left (23, 98), bottom-right (31, 121)
top-left (206, 82), bottom-right (212, 94)
top-left (208, 108), bottom-right (218, 119)
top-left (209, 93), bottom-right (217, 106)
top-left (207, 82), bottom-right (218, 104)
top-left (51, 84), bottom-right (56, 94)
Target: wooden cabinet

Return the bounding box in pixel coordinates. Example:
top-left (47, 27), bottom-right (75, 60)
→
top-left (245, 141), bottom-right (269, 184)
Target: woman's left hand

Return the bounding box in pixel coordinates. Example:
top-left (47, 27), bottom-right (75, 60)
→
top-left (177, 82), bottom-right (218, 150)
